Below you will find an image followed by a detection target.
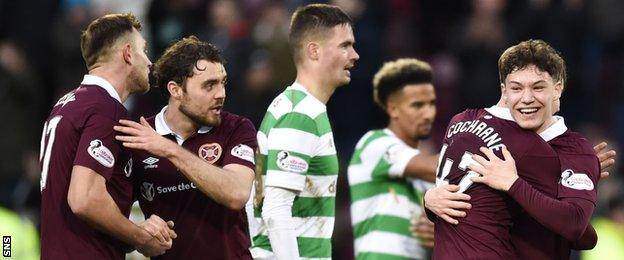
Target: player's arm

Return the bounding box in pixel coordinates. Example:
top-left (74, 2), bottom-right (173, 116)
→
top-left (261, 186), bottom-right (300, 259)
top-left (67, 166), bottom-right (175, 255)
top-left (115, 117), bottom-right (254, 210)
top-left (571, 224), bottom-right (597, 250)
top-left (469, 146), bottom-right (597, 242)
top-left (369, 140), bottom-right (437, 182)
top-left (403, 154), bottom-right (438, 182)
top-left (164, 149), bottom-right (253, 210)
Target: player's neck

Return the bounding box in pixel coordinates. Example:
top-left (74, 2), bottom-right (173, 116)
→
top-left (163, 105), bottom-right (199, 140)
top-left (536, 115), bottom-right (557, 134)
top-left (89, 66), bottom-right (130, 103)
top-left (387, 123), bottom-right (419, 148)
top-left (295, 70), bottom-right (335, 104)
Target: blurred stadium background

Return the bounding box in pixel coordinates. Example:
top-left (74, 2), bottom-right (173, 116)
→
top-left (0, 0), bottom-right (622, 259)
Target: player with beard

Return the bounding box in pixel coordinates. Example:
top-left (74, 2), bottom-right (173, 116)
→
top-left (347, 58), bottom-right (438, 259)
top-left (248, 4), bottom-right (359, 259)
top-left (39, 13), bottom-right (175, 260)
top-left (114, 36), bottom-right (257, 259)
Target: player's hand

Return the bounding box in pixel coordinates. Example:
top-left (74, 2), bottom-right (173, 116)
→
top-left (424, 185), bottom-right (471, 225)
top-left (114, 117), bottom-right (178, 157)
top-left (469, 146), bottom-right (518, 191)
top-left (593, 142), bottom-right (616, 180)
top-left (139, 215), bottom-right (177, 244)
top-left (136, 215), bottom-right (176, 257)
top-left (410, 212), bottom-right (435, 248)
top-left (136, 235), bottom-right (172, 257)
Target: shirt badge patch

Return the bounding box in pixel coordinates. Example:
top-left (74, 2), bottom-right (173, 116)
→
top-left (141, 182), bottom-right (155, 202)
top-left (87, 139), bottom-right (115, 168)
top-left (560, 169), bottom-right (594, 191)
top-left (198, 143), bottom-right (222, 164)
top-left (276, 151), bottom-right (308, 173)
top-left (231, 144), bottom-right (255, 164)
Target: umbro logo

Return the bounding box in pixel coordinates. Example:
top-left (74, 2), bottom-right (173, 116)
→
top-left (142, 157), bottom-right (159, 169)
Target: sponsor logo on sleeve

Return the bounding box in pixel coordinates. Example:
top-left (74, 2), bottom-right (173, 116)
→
top-left (198, 143), bottom-right (222, 164)
top-left (276, 151), bottom-right (308, 173)
top-left (560, 169), bottom-right (594, 191)
top-left (141, 182), bottom-right (155, 202)
top-left (231, 144), bottom-right (255, 163)
top-left (87, 140), bottom-right (115, 168)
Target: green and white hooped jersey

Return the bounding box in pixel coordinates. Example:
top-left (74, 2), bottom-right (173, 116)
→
top-left (348, 129), bottom-right (432, 260)
top-left (251, 83), bottom-right (339, 259)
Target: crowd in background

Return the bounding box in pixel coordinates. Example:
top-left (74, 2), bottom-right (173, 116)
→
top-left (0, 0), bottom-right (622, 258)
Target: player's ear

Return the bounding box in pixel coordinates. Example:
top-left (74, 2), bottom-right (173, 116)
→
top-left (553, 80), bottom-right (563, 100)
top-left (168, 81), bottom-right (183, 99)
top-left (386, 100), bottom-right (399, 119)
top-left (122, 43), bottom-right (133, 65)
top-left (306, 42), bottom-right (320, 61)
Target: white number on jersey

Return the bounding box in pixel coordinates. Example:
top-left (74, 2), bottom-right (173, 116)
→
top-left (435, 143), bottom-right (481, 192)
top-left (39, 116), bottom-right (62, 191)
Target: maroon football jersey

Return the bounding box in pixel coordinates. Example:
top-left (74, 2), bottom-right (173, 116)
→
top-left (511, 119), bottom-right (600, 260)
top-left (133, 108), bottom-right (257, 259)
top-left (432, 106), bottom-right (559, 260)
top-left (40, 75), bottom-right (133, 260)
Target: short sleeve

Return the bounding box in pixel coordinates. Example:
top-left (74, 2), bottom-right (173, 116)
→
top-left (73, 114), bottom-right (122, 180)
top-left (556, 153), bottom-right (600, 204)
top-left (223, 118), bottom-right (258, 170)
top-left (264, 112), bottom-right (318, 191)
top-left (386, 143), bottom-right (420, 178)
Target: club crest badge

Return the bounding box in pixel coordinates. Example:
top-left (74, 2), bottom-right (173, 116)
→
top-left (198, 143), bottom-right (222, 164)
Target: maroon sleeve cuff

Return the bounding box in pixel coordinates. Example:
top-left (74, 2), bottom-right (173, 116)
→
top-left (507, 177), bottom-right (527, 199)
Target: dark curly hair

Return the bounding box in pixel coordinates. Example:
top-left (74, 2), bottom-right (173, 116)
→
top-left (498, 39), bottom-right (566, 86)
top-left (373, 58), bottom-right (433, 109)
top-left (152, 35), bottom-right (224, 97)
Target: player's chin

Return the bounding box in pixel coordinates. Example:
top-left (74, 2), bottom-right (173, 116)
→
top-left (516, 119), bottom-right (540, 131)
top-left (207, 115), bottom-right (222, 126)
top-left (417, 130), bottom-right (432, 140)
top-left (337, 74), bottom-right (351, 85)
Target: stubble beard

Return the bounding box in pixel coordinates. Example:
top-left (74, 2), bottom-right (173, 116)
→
top-left (179, 99), bottom-right (221, 127)
top-left (129, 67), bottom-right (150, 94)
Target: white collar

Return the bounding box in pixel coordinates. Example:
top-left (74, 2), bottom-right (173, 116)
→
top-left (154, 106), bottom-right (212, 139)
top-left (81, 75), bottom-right (122, 103)
top-left (484, 105), bottom-right (514, 121)
top-left (539, 116), bottom-right (567, 142)
top-left (290, 82), bottom-right (326, 108)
